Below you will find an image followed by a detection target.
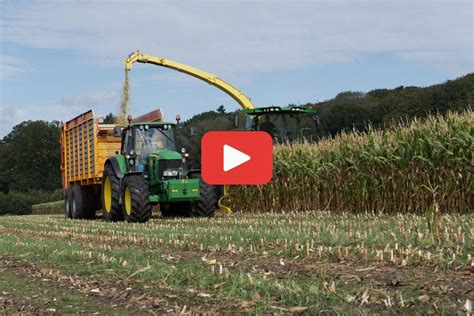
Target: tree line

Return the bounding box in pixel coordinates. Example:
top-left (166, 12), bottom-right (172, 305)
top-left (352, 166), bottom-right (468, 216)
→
top-left (309, 73), bottom-right (473, 136)
top-left (0, 121), bottom-right (62, 215)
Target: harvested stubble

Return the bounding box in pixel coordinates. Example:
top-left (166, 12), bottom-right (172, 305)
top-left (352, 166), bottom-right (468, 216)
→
top-left (229, 111), bottom-right (473, 213)
top-left (1, 212), bottom-right (472, 314)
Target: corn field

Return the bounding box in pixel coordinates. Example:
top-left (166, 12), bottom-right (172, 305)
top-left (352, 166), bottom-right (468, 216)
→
top-left (229, 110), bottom-right (473, 213)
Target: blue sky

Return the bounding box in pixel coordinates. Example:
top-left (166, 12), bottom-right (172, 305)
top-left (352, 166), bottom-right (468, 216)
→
top-left (1, 0), bottom-right (472, 137)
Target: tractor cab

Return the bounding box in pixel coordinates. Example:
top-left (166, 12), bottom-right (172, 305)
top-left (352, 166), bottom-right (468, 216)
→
top-left (116, 122), bottom-right (183, 177)
top-left (242, 106), bottom-right (320, 143)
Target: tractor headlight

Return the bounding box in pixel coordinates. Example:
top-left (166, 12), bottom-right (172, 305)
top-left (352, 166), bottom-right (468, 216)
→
top-left (163, 169), bottom-right (179, 177)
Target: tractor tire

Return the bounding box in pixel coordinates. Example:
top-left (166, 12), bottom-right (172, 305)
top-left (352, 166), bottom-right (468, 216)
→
top-left (189, 173), bottom-right (219, 217)
top-left (102, 164), bottom-right (123, 221)
top-left (160, 202), bottom-right (192, 218)
top-left (121, 175), bottom-right (152, 223)
top-left (71, 186), bottom-right (86, 219)
top-left (64, 188), bottom-right (73, 219)
top-left (81, 186), bottom-right (97, 219)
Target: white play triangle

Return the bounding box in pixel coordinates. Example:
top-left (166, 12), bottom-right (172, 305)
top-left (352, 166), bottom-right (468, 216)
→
top-left (223, 144), bottom-right (251, 172)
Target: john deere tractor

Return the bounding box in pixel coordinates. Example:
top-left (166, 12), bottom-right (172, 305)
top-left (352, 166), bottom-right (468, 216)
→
top-left (102, 117), bottom-right (218, 222)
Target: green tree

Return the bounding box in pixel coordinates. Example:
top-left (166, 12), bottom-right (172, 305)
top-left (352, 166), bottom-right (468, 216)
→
top-left (216, 105), bottom-right (226, 114)
top-left (103, 113), bottom-right (118, 124)
top-left (322, 104), bottom-right (371, 135)
top-left (309, 73), bottom-right (473, 136)
top-left (0, 142), bottom-right (11, 193)
top-left (0, 121), bottom-right (61, 193)
top-left (175, 111), bottom-right (233, 168)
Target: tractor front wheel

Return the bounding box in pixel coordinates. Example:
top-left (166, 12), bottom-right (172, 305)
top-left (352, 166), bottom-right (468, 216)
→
top-left (102, 165), bottom-right (123, 221)
top-left (121, 175), bottom-right (152, 223)
top-left (189, 173), bottom-right (219, 217)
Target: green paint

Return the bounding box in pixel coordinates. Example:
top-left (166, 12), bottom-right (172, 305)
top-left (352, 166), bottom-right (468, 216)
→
top-left (147, 151), bottom-right (182, 185)
top-left (148, 154), bottom-right (160, 184)
top-left (149, 178), bottom-right (199, 203)
top-left (150, 150), bottom-right (181, 160)
top-left (106, 155), bottom-right (128, 176)
top-left (114, 155), bottom-right (128, 174)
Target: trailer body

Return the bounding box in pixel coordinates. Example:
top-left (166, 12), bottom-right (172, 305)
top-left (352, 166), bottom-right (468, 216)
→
top-left (60, 110), bottom-right (121, 189)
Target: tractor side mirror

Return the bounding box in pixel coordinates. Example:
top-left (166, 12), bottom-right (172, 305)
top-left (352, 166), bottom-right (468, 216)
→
top-left (190, 127), bottom-right (196, 136)
top-left (113, 126), bottom-right (121, 137)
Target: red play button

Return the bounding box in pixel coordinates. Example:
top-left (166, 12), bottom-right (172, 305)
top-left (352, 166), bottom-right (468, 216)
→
top-left (201, 131), bottom-right (273, 185)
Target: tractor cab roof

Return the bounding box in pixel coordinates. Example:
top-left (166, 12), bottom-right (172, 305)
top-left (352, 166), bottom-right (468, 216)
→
top-left (130, 121), bottom-right (176, 128)
top-left (242, 105), bottom-right (317, 115)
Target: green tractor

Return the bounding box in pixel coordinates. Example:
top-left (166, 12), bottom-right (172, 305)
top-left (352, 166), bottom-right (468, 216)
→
top-left (240, 105), bottom-right (319, 143)
top-left (102, 118), bottom-right (219, 222)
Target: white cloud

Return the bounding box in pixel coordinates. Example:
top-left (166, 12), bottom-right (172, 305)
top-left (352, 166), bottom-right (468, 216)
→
top-left (0, 91), bottom-right (119, 138)
top-left (56, 91), bottom-right (118, 109)
top-left (0, 55), bottom-right (28, 79)
top-left (1, 1), bottom-right (472, 77)
top-left (1, 1), bottom-right (472, 137)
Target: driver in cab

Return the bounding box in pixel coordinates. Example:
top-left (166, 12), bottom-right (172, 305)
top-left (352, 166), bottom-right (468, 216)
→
top-left (135, 129), bottom-right (165, 172)
top-left (259, 115), bottom-right (276, 136)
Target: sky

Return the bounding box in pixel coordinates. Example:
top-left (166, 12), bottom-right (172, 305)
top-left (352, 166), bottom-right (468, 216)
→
top-left (0, 0), bottom-right (472, 137)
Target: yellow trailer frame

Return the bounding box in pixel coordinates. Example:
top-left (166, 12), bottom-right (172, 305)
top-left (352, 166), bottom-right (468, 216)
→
top-left (60, 110), bottom-right (121, 189)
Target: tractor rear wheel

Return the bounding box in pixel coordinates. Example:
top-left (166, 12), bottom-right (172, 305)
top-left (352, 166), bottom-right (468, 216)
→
top-left (121, 175), bottom-right (152, 223)
top-left (189, 173), bottom-right (219, 217)
top-left (64, 188), bottom-right (73, 219)
top-left (102, 165), bottom-right (123, 221)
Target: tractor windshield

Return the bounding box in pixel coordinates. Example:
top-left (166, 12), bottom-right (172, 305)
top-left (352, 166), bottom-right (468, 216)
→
top-left (250, 113), bottom-right (318, 143)
top-left (134, 125), bottom-right (176, 159)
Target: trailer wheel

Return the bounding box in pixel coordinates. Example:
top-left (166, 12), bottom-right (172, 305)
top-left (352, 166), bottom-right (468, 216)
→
top-left (189, 173), bottom-right (218, 217)
top-left (81, 186), bottom-right (97, 219)
top-left (64, 188), bottom-right (73, 219)
top-left (121, 175), bottom-right (152, 223)
top-left (70, 187), bottom-right (86, 219)
top-left (102, 165), bottom-right (123, 221)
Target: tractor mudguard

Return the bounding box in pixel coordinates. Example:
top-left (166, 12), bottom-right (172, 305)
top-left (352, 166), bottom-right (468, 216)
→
top-left (122, 171), bottom-right (144, 178)
top-left (105, 156), bottom-right (127, 179)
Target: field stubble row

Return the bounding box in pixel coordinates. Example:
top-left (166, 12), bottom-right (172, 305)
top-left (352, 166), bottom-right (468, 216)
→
top-left (0, 213), bottom-right (472, 313)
